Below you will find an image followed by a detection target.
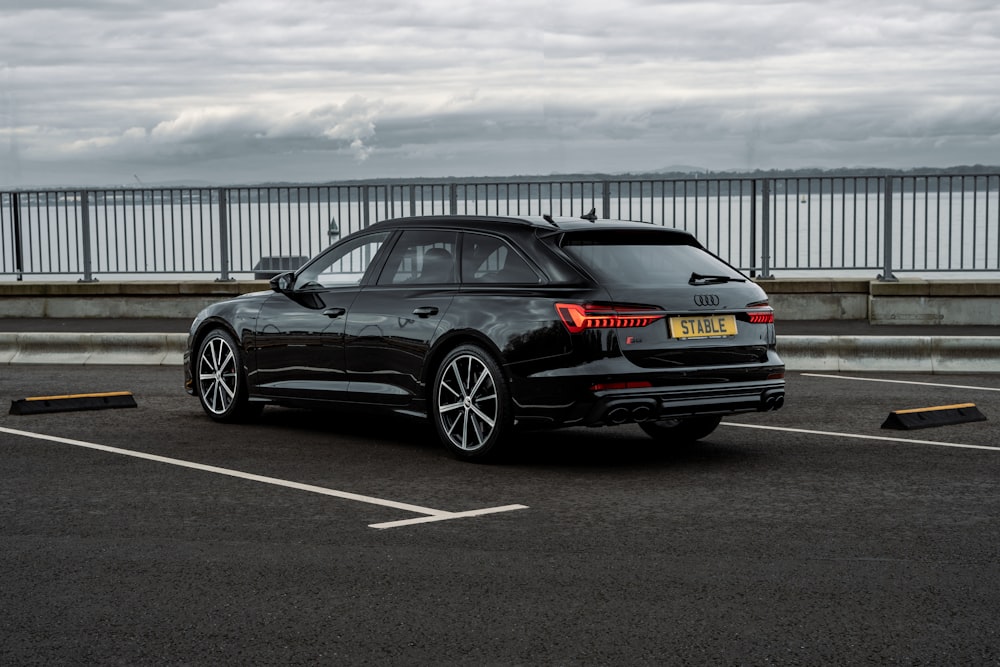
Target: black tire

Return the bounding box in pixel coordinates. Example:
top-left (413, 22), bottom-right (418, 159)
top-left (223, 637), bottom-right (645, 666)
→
top-left (196, 329), bottom-right (262, 422)
top-left (431, 344), bottom-right (513, 461)
top-left (639, 415), bottom-right (722, 443)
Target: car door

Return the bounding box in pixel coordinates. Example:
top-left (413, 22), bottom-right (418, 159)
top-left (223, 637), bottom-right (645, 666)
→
top-left (343, 229), bottom-right (459, 406)
top-left (252, 231), bottom-right (393, 399)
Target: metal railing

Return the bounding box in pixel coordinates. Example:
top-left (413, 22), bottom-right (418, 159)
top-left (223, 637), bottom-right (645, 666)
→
top-left (2, 173), bottom-right (998, 281)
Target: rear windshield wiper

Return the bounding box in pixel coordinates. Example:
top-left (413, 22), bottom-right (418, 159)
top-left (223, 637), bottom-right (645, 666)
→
top-left (688, 272), bottom-right (746, 285)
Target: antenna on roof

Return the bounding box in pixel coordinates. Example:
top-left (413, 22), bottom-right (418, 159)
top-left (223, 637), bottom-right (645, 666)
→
top-left (581, 207), bottom-right (598, 222)
top-left (542, 213), bottom-right (559, 228)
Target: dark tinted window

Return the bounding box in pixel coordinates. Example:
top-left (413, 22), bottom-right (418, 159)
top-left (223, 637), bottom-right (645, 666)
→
top-left (461, 233), bottom-right (540, 284)
top-left (378, 230), bottom-right (459, 285)
top-left (562, 231), bottom-right (743, 285)
top-left (296, 231), bottom-right (391, 289)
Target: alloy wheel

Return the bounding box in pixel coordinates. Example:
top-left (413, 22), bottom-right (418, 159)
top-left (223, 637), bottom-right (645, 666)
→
top-left (436, 353), bottom-right (499, 451)
top-left (199, 335), bottom-right (238, 416)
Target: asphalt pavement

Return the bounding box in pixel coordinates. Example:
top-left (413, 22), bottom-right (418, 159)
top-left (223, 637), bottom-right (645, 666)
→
top-left (2, 367), bottom-right (999, 664)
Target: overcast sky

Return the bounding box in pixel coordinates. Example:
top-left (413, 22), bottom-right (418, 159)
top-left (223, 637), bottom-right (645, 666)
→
top-left (3, 0), bottom-right (999, 187)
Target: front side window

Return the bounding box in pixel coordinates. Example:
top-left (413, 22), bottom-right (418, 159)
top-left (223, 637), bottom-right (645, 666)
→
top-left (296, 231), bottom-right (391, 289)
top-left (377, 230), bottom-right (460, 285)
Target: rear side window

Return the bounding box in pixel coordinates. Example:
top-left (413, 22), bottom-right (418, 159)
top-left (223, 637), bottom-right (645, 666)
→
top-left (561, 231), bottom-right (743, 285)
top-left (461, 233), bottom-right (540, 284)
top-left (377, 230), bottom-right (460, 285)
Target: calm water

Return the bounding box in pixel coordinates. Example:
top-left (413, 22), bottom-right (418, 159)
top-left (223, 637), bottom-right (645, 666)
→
top-left (2, 191), bottom-right (999, 280)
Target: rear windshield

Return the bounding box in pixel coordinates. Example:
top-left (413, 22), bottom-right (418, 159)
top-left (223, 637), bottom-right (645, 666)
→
top-left (561, 231), bottom-right (743, 286)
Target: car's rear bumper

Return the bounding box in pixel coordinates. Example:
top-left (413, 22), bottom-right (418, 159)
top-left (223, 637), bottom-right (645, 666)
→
top-left (580, 378), bottom-right (785, 426)
top-left (510, 344), bottom-right (785, 428)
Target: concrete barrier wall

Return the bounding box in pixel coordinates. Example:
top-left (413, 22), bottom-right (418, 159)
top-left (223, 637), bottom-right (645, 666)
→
top-left (867, 280), bottom-right (1000, 325)
top-left (0, 281), bottom-right (268, 319)
top-left (762, 278), bottom-right (1000, 324)
top-left (3, 278), bottom-right (1000, 324)
top-left (2, 278), bottom-right (999, 372)
top-left (760, 279), bottom-right (871, 321)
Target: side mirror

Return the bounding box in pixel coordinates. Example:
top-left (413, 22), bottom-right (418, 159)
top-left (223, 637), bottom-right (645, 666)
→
top-left (269, 271), bottom-right (294, 293)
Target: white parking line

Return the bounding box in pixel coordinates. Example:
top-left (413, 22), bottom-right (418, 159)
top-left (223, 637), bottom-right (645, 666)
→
top-left (801, 373), bottom-right (1000, 392)
top-left (722, 422), bottom-right (1000, 451)
top-left (0, 426), bottom-right (528, 529)
top-left (369, 505), bottom-right (529, 530)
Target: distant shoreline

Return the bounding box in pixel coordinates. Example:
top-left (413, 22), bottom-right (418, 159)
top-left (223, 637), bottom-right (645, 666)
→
top-left (5, 165), bottom-right (1000, 192)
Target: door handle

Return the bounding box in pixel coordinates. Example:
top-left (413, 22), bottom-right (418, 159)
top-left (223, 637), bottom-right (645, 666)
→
top-left (412, 306), bottom-right (439, 318)
top-left (323, 307), bottom-right (346, 318)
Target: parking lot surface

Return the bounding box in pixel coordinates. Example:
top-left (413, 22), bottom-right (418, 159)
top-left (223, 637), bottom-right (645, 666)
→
top-left (2, 366), bottom-right (999, 664)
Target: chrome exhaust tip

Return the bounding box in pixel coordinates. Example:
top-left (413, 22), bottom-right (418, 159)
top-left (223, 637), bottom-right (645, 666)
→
top-left (607, 407), bottom-right (630, 424)
top-left (631, 405), bottom-right (652, 422)
top-left (760, 390), bottom-right (785, 412)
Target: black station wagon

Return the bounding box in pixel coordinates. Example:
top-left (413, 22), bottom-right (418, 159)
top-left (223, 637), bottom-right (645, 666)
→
top-left (184, 214), bottom-right (785, 460)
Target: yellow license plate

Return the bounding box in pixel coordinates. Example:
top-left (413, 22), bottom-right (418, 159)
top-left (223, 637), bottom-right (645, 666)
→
top-left (669, 314), bottom-right (738, 339)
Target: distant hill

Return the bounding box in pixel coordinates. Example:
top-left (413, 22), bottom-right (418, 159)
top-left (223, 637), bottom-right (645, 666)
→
top-left (306, 164), bottom-right (1000, 187)
top-left (10, 165), bottom-right (1000, 191)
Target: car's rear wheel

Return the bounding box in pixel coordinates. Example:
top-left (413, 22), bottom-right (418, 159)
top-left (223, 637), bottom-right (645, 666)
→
top-left (432, 344), bottom-right (512, 461)
top-left (196, 329), bottom-right (261, 422)
top-left (639, 415), bottom-right (722, 443)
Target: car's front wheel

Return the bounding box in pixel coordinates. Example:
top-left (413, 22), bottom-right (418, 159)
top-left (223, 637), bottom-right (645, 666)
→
top-left (432, 344), bottom-right (512, 461)
top-left (196, 329), bottom-right (262, 422)
top-left (639, 415), bottom-right (722, 443)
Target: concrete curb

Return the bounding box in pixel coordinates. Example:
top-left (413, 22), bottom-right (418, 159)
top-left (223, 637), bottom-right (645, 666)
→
top-left (776, 336), bottom-right (1000, 373)
top-left (0, 333), bottom-right (186, 366)
top-left (1, 333), bottom-right (999, 372)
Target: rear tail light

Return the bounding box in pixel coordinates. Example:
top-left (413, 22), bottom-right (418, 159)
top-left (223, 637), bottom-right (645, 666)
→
top-left (747, 308), bottom-right (775, 324)
top-left (555, 303), bottom-right (666, 334)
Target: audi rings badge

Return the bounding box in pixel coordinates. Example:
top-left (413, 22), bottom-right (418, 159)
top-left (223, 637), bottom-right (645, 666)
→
top-left (693, 294), bottom-right (720, 307)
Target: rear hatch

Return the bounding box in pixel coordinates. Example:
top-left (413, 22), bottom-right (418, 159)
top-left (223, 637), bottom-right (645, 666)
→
top-left (558, 228), bottom-right (775, 368)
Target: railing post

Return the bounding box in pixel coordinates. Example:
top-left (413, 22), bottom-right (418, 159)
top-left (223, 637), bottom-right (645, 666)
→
top-left (879, 175), bottom-right (897, 281)
top-left (216, 188), bottom-right (233, 281)
top-left (362, 186), bottom-right (371, 227)
top-left (11, 192), bottom-right (24, 281)
top-left (760, 179), bottom-right (772, 279)
top-left (78, 190), bottom-right (97, 282)
top-left (749, 180), bottom-right (757, 278)
top-left (601, 180), bottom-right (611, 219)
top-left (448, 183), bottom-right (458, 215)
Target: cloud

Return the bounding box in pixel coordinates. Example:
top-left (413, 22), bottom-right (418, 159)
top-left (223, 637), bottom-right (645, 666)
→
top-left (3, 0), bottom-right (1000, 186)
top-left (44, 95), bottom-right (382, 166)
top-left (150, 108), bottom-right (259, 143)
